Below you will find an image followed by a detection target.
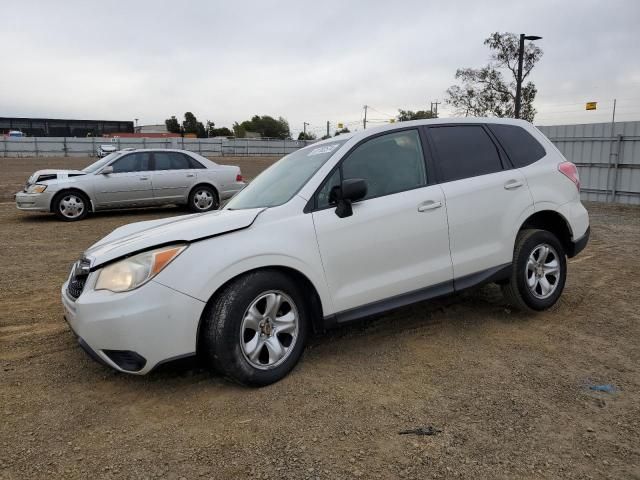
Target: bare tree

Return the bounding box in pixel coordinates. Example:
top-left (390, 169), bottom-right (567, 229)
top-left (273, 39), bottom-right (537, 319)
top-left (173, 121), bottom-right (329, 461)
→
top-left (445, 32), bottom-right (543, 122)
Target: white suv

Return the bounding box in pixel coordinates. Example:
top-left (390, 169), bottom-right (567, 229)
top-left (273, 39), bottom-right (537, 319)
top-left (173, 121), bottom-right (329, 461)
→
top-left (62, 118), bottom-right (589, 386)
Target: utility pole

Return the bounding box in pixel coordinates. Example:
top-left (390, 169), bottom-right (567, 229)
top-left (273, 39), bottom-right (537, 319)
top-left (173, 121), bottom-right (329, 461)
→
top-left (430, 101), bottom-right (440, 118)
top-left (303, 122), bottom-right (309, 140)
top-left (363, 105), bottom-right (368, 129)
top-left (515, 33), bottom-right (542, 119)
top-left (326, 121), bottom-right (330, 138)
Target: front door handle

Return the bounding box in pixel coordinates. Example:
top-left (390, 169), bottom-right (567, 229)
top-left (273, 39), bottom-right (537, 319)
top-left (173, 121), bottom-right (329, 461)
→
top-left (504, 179), bottom-right (524, 190)
top-left (417, 200), bottom-right (442, 212)
top-left (139, 176), bottom-right (149, 181)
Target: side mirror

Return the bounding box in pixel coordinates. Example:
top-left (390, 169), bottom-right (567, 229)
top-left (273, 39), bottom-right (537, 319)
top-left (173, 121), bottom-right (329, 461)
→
top-left (330, 178), bottom-right (367, 218)
top-left (101, 166), bottom-right (113, 175)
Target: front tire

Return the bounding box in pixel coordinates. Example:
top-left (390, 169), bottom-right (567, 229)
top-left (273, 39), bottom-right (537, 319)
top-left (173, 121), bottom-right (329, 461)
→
top-left (53, 191), bottom-right (89, 221)
top-left (502, 229), bottom-right (567, 311)
top-left (201, 270), bottom-right (308, 386)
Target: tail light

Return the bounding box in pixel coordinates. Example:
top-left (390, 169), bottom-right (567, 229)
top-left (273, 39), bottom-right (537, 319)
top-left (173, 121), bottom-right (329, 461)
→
top-left (558, 161), bottom-right (580, 191)
top-left (236, 173), bottom-right (243, 182)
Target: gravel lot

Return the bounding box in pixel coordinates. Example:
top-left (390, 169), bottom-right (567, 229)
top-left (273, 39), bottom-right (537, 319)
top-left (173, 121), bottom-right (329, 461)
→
top-left (1, 156), bottom-right (639, 479)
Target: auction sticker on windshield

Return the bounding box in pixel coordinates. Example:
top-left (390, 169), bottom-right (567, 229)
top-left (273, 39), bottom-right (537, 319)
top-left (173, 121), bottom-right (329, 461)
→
top-left (308, 144), bottom-right (340, 156)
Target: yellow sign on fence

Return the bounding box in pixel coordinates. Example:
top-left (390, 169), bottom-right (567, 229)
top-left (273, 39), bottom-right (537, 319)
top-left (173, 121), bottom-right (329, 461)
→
top-left (586, 102), bottom-right (597, 111)
top-left (337, 123), bottom-right (344, 129)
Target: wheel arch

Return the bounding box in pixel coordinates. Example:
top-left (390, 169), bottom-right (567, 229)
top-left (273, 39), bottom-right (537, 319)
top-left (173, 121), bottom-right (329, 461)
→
top-left (50, 187), bottom-right (94, 212)
top-left (518, 210), bottom-right (573, 256)
top-left (195, 265), bottom-right (326, 357)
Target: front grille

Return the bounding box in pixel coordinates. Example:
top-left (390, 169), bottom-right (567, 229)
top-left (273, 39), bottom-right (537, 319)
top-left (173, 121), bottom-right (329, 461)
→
top-left (67, 258), bottom-right (90, 300)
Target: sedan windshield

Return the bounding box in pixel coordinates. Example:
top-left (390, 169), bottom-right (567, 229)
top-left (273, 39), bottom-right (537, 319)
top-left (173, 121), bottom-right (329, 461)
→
top-left (82, 152), bottom-right (121, 173)
top-left (225, 139), bottom-right (347, 209)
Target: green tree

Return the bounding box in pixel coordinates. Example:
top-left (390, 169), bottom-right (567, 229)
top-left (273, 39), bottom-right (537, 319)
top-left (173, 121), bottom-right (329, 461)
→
top-left (397, 109), bottom-right (436, 122)
top-left (165, 115), bottom-right (181, 134)
top-left (181, 112), bottom-right (207, 138)
top-left (232, 121), bottom-right (246, 138)
top-left (237, 115), bottom-right (290, 139)
top-left (182, 112), bottom-right (198, 135)
top-left (334, 127), bottom-right (350, 136)
top-left (298, 131), bottom-right (316, 141)
top-left (206, 120), bottom-right (234, 137)
top-left (445, 32), bottom-right (543, 122)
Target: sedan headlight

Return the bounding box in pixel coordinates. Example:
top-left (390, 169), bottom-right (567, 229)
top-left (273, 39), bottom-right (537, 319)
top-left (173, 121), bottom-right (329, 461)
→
top-left (95, 244), bottom-right (187, 293)
top-left (26, 184), bottom-right (47, 194)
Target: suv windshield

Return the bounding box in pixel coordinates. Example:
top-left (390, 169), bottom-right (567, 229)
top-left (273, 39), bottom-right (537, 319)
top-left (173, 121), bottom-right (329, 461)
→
top-left (225, 139), bottom-right (347, 209)
top-left (82, 152), bottom-right (121, 173)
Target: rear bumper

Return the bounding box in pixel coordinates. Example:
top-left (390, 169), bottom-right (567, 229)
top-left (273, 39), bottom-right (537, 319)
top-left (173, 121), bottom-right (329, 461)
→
top-left (568, 226), bottom-right (590, 258)
top-left (220, 182), bottom-right (246, 200)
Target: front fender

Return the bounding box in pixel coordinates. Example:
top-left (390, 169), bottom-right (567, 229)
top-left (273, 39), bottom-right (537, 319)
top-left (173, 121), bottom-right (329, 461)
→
top-left (153, 209), bottom-right (335, 317)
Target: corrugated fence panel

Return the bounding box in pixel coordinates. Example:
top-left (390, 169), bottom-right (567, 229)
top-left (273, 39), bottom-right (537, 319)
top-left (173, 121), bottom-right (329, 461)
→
top-left (1, 137), bottom-right (313, 158)
top-left (3, 122), bottom-right (638, 205)
top-left (538, 120), bottom-right (640, 205)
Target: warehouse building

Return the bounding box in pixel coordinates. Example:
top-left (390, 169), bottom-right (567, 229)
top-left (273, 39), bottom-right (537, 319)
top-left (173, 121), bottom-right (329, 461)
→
top-left (0, 117), bottom-right (134, 137)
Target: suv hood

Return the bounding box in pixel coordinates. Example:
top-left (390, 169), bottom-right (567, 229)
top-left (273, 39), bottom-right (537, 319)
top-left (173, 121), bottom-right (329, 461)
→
top-left (84, 208), bottom-right (265, 268)
top-left (28, 169), bottom-right (86, 184)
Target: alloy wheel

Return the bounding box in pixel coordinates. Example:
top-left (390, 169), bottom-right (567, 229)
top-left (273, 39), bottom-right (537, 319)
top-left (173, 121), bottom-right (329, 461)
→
top-left (240, 291), bottom-right (299, 370)
top-left (193, 190), bottom-right (215, 210)
top-left (525, 243), bottom-right (561, 299)
top-left (59, 195), bottom-right (85, 219)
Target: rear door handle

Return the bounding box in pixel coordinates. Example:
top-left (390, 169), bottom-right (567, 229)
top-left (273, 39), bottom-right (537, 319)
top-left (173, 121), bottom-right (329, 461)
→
top-left (186, 173), bottom-right (195, 177)
top-left (417, 200), bottom-right (442, 212)
top-left (139, 176), bottom-right (149, 181)
top-left (504, 180), bottom-right (524, 190)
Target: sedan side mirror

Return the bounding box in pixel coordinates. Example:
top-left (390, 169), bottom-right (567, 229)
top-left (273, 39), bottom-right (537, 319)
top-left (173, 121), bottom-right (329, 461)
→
top-left (329, 178), bottom-right (367, 218)
top-left (101, 166), bottom-right (113, 175)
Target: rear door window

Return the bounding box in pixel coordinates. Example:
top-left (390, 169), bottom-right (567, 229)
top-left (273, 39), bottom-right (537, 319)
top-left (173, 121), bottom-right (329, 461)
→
top-left (154, 152), bottom-right (192, 170)
top-left (488, 124), bottom-right (546, 168)
top-left (428, 125), bottom-right (503, 182)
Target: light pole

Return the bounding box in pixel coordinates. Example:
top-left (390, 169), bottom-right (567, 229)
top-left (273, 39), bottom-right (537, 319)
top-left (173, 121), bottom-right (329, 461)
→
top-left (134, 118), bottom-right (139, 132)
top-left (303, 122), bottom-right (309, 140)
top-left (514, 34), bottom-right (542, 119)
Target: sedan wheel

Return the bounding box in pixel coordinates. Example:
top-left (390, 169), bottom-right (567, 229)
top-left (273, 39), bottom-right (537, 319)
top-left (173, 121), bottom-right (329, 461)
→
top-left (189, 186), bottom-right (219, 212)
top-left (55, 192), bottom-right (89, 221)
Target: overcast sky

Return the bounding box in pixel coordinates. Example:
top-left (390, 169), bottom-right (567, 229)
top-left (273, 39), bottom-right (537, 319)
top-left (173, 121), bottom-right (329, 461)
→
top-left (2, 0), bottom-right (639, 137)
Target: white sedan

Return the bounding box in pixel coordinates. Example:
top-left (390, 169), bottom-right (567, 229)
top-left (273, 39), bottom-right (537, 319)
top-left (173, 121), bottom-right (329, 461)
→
top-left (15, 149), bottom-right (246, 221)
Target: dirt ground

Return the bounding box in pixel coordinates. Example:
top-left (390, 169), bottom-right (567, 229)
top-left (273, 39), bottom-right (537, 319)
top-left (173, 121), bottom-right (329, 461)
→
top-left (1, 157), bottom-right (639, 479)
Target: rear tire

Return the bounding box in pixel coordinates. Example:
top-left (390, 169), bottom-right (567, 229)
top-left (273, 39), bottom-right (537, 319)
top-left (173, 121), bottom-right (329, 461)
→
top-left (201, 270), bottom-right (308, 387)
top-left (502, 229), bottom-right (567, 311)
top-left (53, 191), bottom-right (89, 222)
top-left (188, 185), bottom-right (219, 212)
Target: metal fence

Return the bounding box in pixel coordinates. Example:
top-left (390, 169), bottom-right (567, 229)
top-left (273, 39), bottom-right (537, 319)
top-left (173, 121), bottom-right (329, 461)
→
top-left (3, 121), bottom-right (639, 205)
top-left (0, 136), bottom-right (312, 158)
top-left (538, 121), bottom-right (640, 205)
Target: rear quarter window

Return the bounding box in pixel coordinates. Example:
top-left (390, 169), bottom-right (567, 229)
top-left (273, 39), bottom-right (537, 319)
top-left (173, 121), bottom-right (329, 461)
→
top-left (488, 124), bottom-right (546, 168)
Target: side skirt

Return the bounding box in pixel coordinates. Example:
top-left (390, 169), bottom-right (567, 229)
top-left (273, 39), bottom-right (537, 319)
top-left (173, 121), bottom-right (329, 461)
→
top-left (322, 263), bottom-right (512, 330)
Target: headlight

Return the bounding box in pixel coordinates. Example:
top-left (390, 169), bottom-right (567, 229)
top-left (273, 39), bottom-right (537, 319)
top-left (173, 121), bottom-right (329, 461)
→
top-left (27, 184), bottom-right (47, 193)
top-left (95, 244), bottom-right (187, 292)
